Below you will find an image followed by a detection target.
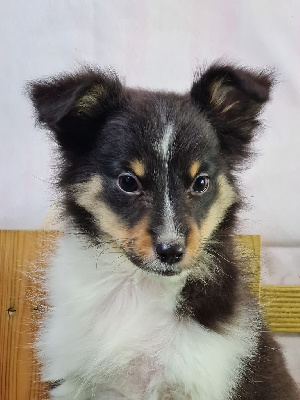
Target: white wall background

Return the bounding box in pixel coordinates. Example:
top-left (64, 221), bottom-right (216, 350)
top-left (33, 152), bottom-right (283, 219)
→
top-left (1, 0), bottom-right (299, 384)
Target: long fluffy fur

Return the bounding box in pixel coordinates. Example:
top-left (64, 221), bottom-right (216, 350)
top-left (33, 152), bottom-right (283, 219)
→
top-left (28, 63), bottom-right (299, 399)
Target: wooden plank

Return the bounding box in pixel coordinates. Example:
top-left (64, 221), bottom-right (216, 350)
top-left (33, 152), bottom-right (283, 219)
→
top-left (235, 236), bottom-right (300, 332)
top-left (235, 235), bottom-right (261, 295)
top-left (260, 285), bottom-right (300, 333)
top-left (0, 230), bottom-right (57, 400)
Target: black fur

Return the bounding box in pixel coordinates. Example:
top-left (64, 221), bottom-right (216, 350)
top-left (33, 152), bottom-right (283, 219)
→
top-left (28, 63), bottom-right (299, 399)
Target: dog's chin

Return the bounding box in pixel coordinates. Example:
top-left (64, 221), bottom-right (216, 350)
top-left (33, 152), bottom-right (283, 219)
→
top-left (128, 254), bottom-right (183, 277)
top-left (142, 263), bottom-right (182, 277)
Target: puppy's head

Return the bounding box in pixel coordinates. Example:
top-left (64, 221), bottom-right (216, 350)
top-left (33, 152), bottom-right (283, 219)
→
top-left (29, 64), bottom-right (272, 276)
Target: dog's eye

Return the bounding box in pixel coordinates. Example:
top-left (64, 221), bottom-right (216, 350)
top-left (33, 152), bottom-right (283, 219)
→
top-left (191, 175), bottom-right (210, 194)
top-left (118, 174), bottom-right (141, 193)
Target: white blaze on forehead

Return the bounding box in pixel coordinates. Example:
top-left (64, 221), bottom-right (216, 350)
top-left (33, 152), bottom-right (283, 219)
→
top-left (160, 122), bottom-right (174, 160)
top-left (159, 122), bottom-right (179, 240)
top-left (162, 184), bottom-right (178, 240)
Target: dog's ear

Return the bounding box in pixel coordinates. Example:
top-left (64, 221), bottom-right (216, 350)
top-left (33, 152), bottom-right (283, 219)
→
top-left (191, 64), bottom-right (273, 166)
top-left (28, 68), bottom-right (124, 154)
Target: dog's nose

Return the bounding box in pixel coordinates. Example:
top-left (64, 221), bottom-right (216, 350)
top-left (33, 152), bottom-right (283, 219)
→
top-left (155, 242), bottom-right (184, 264)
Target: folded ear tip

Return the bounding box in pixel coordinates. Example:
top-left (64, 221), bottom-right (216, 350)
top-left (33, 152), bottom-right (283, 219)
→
top-left (25, 79), bottom-right (44, 109)
top-left (236, 68), bottom-right (275, 103)
top-left (191, 62), bottom-right (275, 108)
top-left (25, 80), bottom-right (52, 126)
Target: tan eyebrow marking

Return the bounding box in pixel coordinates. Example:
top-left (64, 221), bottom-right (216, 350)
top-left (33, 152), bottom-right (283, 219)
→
top-left (130, 160), bottom-right (145, 177)
top-left (189, 161), bottom-right (201, 179)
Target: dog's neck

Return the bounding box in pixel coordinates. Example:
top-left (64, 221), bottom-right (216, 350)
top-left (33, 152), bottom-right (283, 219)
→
top-left (44, 232), bottom-right (258, 399)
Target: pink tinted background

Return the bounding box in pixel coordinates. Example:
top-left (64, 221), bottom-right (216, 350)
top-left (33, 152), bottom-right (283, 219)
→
top-left (1, 0), bottom-right (299, 385)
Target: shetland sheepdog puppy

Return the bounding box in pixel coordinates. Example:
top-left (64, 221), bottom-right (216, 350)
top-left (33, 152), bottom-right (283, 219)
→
top-left (28, 63), bottom-right (299, 399)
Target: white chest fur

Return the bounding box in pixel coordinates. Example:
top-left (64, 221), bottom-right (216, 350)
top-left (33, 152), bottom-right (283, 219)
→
top-left (38, 234), bottom-right (258, 400)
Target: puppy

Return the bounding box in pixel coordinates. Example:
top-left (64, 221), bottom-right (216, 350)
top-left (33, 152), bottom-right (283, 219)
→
top-left (29, 64), bottom-right (299, 399)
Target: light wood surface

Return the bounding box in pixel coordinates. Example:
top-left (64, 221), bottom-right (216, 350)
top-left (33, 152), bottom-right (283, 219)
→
top-left (0, 231), bottom-right (56, 400)
top-left (261, 285), bottom-right (300, 333)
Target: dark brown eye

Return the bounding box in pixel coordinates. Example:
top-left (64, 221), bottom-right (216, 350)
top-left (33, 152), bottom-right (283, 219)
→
top-left (118, 174), bottom-right (140, 193)
top-left (191, 175), bottom-right (210, 194)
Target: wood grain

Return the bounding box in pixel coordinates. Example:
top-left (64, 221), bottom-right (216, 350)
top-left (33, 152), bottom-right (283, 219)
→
top-left (236, 234), bottom-right (261, 295)
top-left (0, 231), bottom-right (57, 400)
top-left (261, 285), bottom-right (300, 332)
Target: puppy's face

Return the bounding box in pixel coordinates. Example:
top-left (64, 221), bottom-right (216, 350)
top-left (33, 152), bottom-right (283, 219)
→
top-left (29, 64), bottom-right (272, 276)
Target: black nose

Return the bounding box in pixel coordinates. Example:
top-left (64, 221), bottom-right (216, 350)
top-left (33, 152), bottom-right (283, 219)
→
top-left (155, 242), bottom-right (184, 264)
